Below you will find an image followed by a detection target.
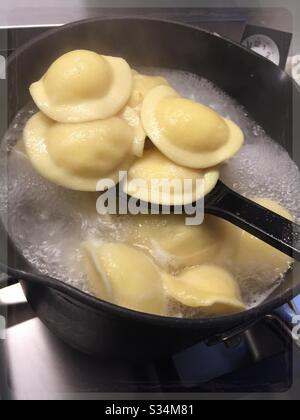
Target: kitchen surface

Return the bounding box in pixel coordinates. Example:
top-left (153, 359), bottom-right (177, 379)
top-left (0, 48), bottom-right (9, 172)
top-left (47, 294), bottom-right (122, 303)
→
top-left (1, 2), bottom-right (300, 400)
top-left (1, 283), bottom-right (300, 399)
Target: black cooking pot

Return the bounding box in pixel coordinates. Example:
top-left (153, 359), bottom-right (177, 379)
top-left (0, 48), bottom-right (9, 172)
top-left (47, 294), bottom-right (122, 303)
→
top-left (2, 17), bottom-right (300, 361)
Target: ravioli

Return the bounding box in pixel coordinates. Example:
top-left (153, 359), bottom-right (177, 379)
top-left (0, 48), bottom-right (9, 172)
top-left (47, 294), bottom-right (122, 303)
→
top-left (119, 72), bottom-right (169, 157)
top-left (123, 214), bottom-right (227, 269)
top-left (30, 50), bottom-right (133, 123)
top-left (123, 148), bottom-right (219, 205)
top-left (128, 72), bottom-right (169, 110)
top-left (163, 265), bottom-right (245, 314)
top-left (141, 85), bottom-right (244, 168)
top-left (120, 106), bottom-right (146, 157)
top-left (23, 112), bottom-right (134, 191)
top-left (229, 198), bottom-right (294, 285)
top-left (81, 241), bottom-right (166, 315)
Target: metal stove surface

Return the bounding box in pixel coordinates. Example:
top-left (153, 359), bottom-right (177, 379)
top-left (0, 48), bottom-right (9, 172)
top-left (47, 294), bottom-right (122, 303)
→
top-left (1, 284), bottom-right (299, 400)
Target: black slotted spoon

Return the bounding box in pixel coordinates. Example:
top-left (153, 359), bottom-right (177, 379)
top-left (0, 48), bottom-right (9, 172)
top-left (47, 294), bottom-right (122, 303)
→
top-left (124, 180), bottom-right (300, 260)
top-left (205, 180), bottom-right (300, 260)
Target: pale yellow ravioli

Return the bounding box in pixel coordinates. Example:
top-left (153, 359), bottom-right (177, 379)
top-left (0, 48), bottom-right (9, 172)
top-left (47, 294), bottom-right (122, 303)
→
top-left (163, 265), bottom-right (245, 314)
top-left (141, 85), bottom-right (244, 169)
top-left (120, 106), bottom-right (146, 157)
top-left (123, 148), bottom-right (219, 205)
top-left (23, 112), bottom-right (134, 191)
top-left (81, 241), bottom-right (166, 315)
top-left (226, 198), bottom-right (294, 285)
top-left (128, 72), bottom-right (169, 110)
top-left (30, 50), bottom-right (133, 123)
top-left (123, 214), bottom-right (229, 269)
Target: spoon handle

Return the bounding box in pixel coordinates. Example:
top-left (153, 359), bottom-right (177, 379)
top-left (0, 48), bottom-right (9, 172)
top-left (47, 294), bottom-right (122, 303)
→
top-left (205, 181), bottom-right (300, 261)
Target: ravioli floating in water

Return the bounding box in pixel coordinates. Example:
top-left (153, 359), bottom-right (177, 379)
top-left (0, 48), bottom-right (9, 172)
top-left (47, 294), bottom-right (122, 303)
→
top-left (30, 50), bottom-right (133, 123)
top-left (81, 241), bottom-right (166, 315)
top-left (23, 112), bottom-right (134, 191)
top-left (163, 265), bottom-right (245, 314)
top-left (128, 72), bottom-right (169, 110)
top-left (123, 148), bottom-right (219, 205)
top-left (228, 198), bottom-right (294, 285)
top-left (124, 214), bottom-right (226, 269)
top-left (141, 85), bottom-right (244, 168)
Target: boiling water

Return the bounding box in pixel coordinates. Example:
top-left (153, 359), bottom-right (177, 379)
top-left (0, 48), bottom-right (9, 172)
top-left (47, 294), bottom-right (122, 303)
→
top-left (0, 68), bottom-right (299, 315)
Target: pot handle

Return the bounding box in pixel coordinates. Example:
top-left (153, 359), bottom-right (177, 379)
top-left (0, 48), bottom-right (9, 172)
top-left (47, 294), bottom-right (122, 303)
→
top-left (271, 303), bottom-right (300, 350)
top-left (206, 303), bottom-right (300, 351)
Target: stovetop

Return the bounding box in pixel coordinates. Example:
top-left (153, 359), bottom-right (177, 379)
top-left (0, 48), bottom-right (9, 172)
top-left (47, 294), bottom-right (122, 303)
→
top-left (0, 9), bottom-right (300, 400)
top-left (1, 283), bottom-right (300, 400)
